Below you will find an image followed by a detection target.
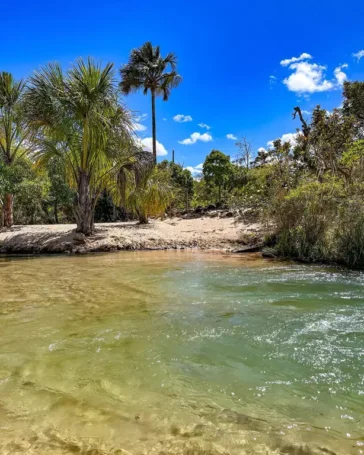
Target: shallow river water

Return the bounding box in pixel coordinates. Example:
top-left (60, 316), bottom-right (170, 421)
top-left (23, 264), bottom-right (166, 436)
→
top-left (0, 251), bottom-right (363, 455)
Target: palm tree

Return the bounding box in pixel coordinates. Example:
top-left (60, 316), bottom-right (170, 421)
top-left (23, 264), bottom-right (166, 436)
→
top-left (0, 72), bottom-right (34, 227)
top-left (123, 167), bottom-right (174, 224)
top-left (25, 58), bottom-right (153, 235)
top-left (120, 42), bottom-right (182, 164)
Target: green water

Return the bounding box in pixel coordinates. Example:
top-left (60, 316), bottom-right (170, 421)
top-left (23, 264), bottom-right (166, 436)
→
top-left (0, 251), bottom-right (363, 455)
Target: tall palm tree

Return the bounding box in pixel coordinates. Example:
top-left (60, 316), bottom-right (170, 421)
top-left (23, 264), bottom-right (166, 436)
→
top-left (0, 72), bottom-right (34, 227)
top-left (25, 58), bottom-right (153, 235)
top-left (120, 42), bottom-right (182, 164)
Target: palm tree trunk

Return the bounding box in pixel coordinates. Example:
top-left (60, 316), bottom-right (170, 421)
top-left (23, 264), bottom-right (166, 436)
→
top-left (54, 199), bottom-right (59, 224)
top-left (151, 90), bottom-right (157, 165)
top-left (3, 153), bottom-right (14, 228)
top-left (139, 216), bottom-right (148, 224)
top-left (138, 210), bottom-right (148, 224)
top-left (74, 172), bottom-right (94, 235)
top-left (4, 193), bottom-right (14, 228)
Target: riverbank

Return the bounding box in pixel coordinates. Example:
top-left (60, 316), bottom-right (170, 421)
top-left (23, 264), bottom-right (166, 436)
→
top-left (0, 215), bottom-right (264, 254)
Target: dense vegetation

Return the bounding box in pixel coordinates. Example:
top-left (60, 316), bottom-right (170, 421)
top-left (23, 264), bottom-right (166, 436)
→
top-left (179, 82), bottom-right (364, 269)
top-left (0, 43), bottom-right (180, 234)
top-left (2, 44), bottom-right (364, 267)
top-left (188, 83), bottom-right (364, 268)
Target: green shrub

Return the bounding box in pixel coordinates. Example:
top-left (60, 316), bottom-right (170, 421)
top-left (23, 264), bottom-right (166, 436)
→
top-left (270, 178), bottom-right (364, 267)
top-left (335, 199), bottom-right (364, 267)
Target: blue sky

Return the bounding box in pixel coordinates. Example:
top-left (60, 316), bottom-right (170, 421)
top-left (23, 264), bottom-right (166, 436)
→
top-left (2, 0), bottom-right (364, 172)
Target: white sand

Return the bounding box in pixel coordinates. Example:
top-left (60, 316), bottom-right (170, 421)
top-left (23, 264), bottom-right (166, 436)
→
top-left (0, 216), bottom-right (263, 254)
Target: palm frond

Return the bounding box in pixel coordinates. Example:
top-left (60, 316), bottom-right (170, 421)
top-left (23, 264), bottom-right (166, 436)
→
top-left (0, 71), bottom-right (33, 163)
top-left (26, 57), bottom-right (136, 193)
top-left (0, 72), bottom-right (26, 108)
top-left (163, 52), bottom-right (178, 71)
top-left (24, 62), bottom-right (67, 132)
top-left (157, 71), bottom-right (182, 101)
top-left (124, 167), bottom-right (174, 221)
top-left (119, 42), bottom-right (182, 99)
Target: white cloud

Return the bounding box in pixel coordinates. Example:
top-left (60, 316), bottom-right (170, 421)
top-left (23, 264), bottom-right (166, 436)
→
top-left (280, 53), bottom-right (313, 67)
top-left (258, 147), bottom-right (267, 153)
top-left (139, 137), bottom-right (168, 156)
top-left (185, 163), bottom-right (203, 177)
top-left (226, 134), bottom-right (237, 140)
top-left (283, 61), bottom-right (334, 93)
top-left (198, 123), bottom-right (211, 129)
top-left (133, 122), bottom-right (147, 132)
top-left (133, 113), bottom-right (148, 132)
top-left (267, 132), bottom-right (300, 148)
top-left (163, 118), bottom-right (167, 121)
top-left (353, 50), bottom-right (364, 61)
top-left (173, 114), bottom-right (193, 123)
top-left (178, 132), bottom-right (212, 145)
top-left (301, 110), bottom-right (311, 115)
top-left (281, 53), bottom-right (348, 94)
top-left (334, 64), bottom-right (348, 85)
top-left (135, 113), bottom-right (148, 122)
top-left (269, 75), bottom-right (277, 87)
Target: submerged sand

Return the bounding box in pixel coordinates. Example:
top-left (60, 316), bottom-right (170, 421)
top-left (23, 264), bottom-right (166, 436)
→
top-left (0, 216), bottom-right (263, 254)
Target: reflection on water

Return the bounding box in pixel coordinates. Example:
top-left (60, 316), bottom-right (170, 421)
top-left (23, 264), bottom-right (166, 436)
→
top-left (0, 251), bottom-right (363, 454)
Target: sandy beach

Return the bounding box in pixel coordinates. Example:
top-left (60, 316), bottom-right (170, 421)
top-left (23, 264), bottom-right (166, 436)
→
top-left (0, 215), bottom-right (263, 254)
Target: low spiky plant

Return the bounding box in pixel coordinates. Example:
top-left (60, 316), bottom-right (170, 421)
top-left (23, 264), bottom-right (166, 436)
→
top-left (123, 167), bottom-right (174, 224)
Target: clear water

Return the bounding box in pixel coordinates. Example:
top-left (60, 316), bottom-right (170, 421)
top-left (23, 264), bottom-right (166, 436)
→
top-left (0, 251), bottom-right (363, 455)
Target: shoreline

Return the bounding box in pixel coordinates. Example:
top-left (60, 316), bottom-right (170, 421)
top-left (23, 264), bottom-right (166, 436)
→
top-left (0, 216), bottom-right (264, 255)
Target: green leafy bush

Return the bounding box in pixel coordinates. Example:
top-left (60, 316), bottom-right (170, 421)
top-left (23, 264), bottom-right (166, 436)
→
top-left (270, 179), bottom-right (364, 267)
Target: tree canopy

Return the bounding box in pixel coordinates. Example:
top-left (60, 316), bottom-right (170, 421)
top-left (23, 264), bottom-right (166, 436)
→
top-left (203, 150), bottom-right (233, 203)
top-left (0, 72), bottom-right (34, 226)
top-left (24, 58), bottom-right (153, 234)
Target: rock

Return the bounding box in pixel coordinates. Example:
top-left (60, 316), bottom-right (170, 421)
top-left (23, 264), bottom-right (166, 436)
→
top-left (279, 444), bottom-right (316, 455)
top-left (194, 206), bottom-right (203, 214)
top-left (74, 247), bottom-right (87, 254)
top-left (262, 247), bottom-right (277, 258)
top-left (219, 409), bottom-right (252, 425)
top-left (233, 244), bottom-right (263, 253)
top-left (63, 242), bottom-right (74, 253)
top-left (219, 409), bottom-right (266, 432)
top-left (207, 211), bottom-right (219, 218)
top-left (73, 233), bottom-right (86, 244)
top-left (224, 211), bottom-right (234, 217)
top-left (240, 207), bottom-right (259, 222)
top-left (206, 204), bottom-right (216, 211)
